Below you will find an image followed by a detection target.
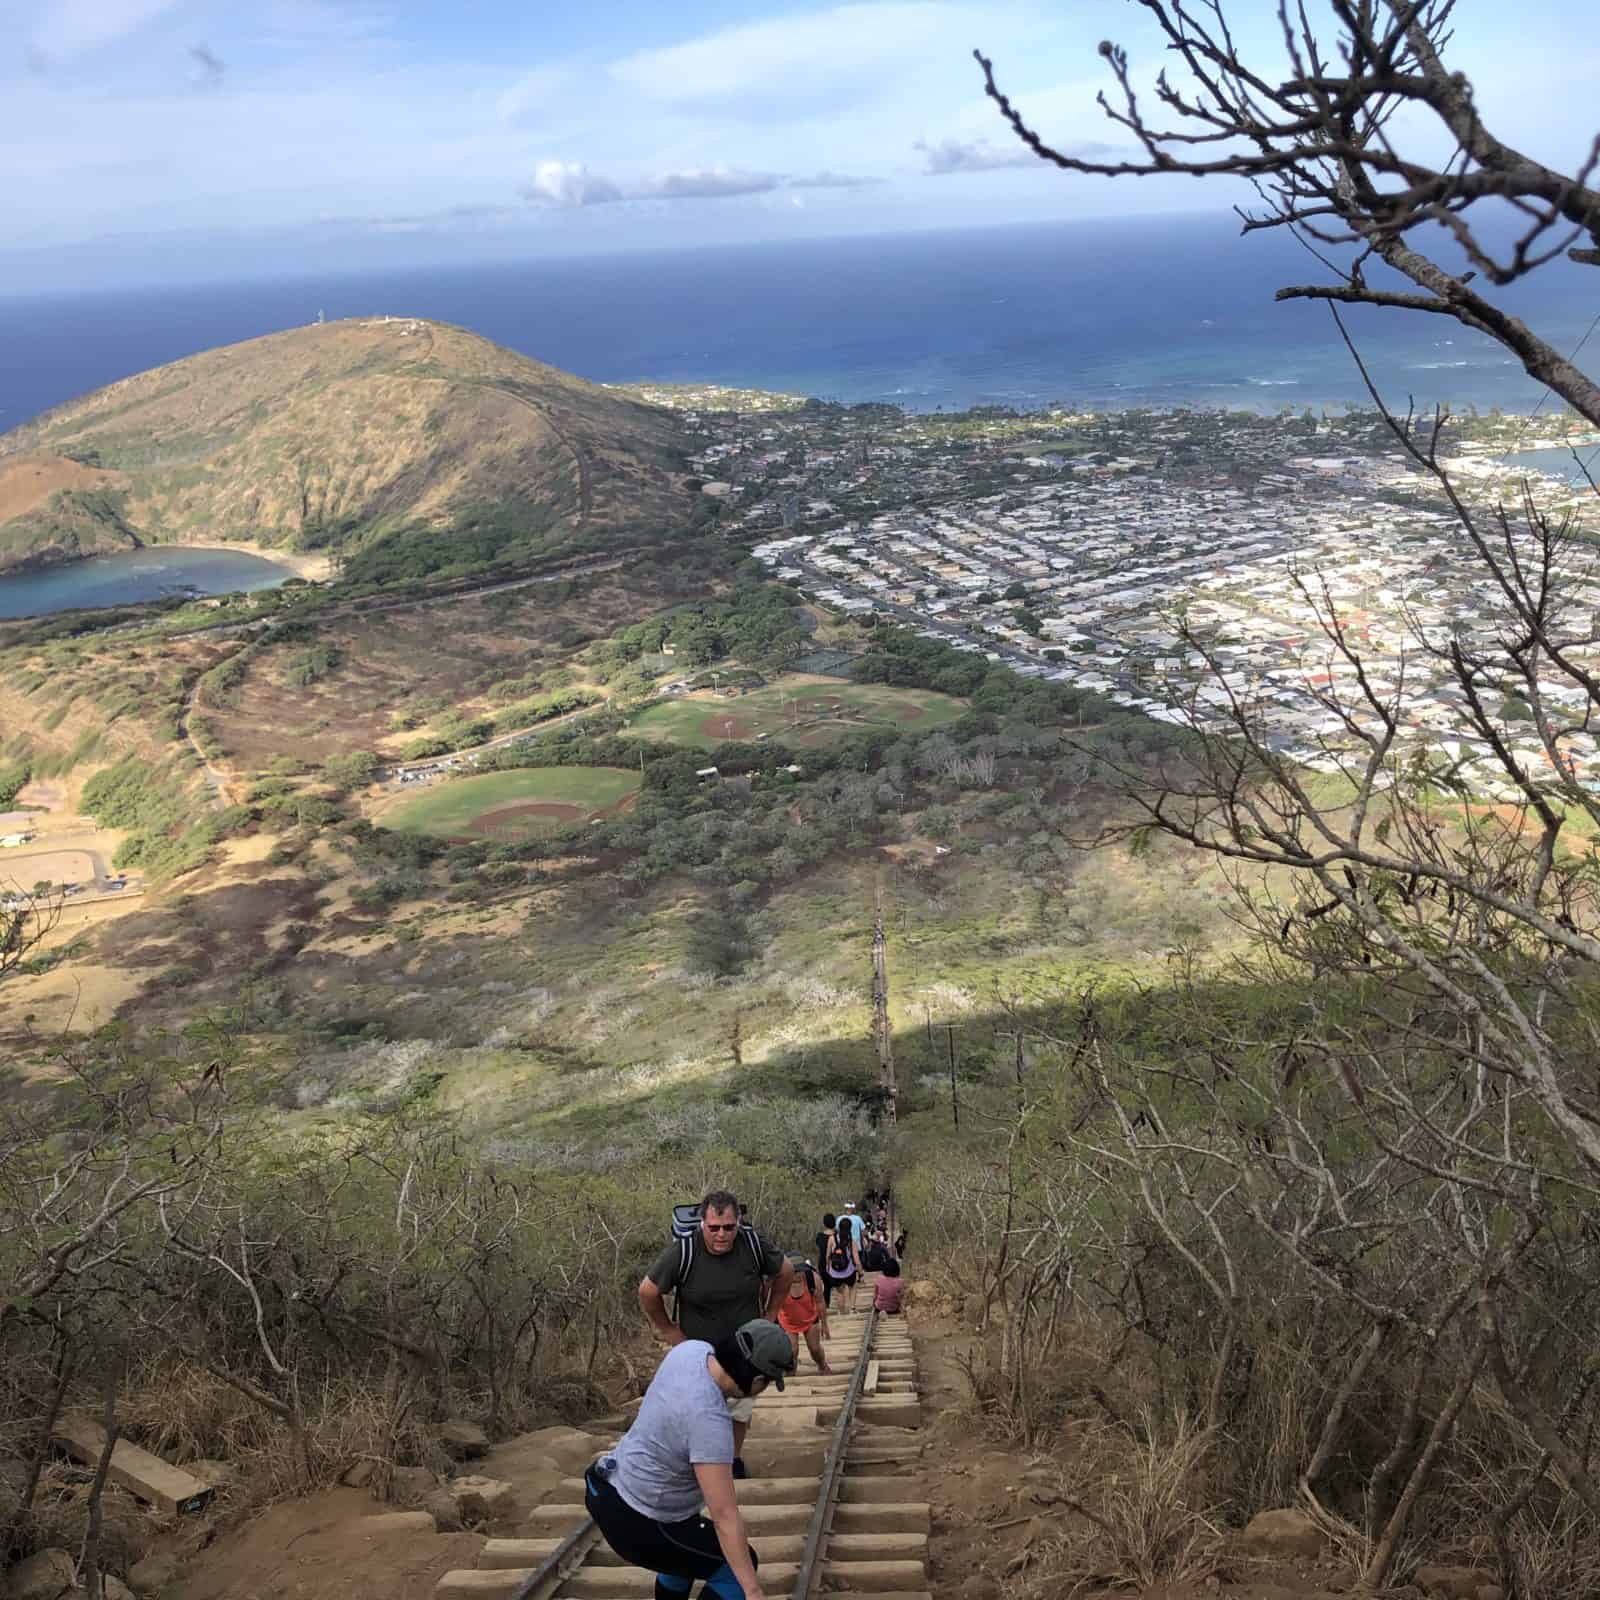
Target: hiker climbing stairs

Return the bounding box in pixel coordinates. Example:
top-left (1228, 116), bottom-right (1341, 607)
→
top-left (434, 1291), bottom-right (925, 1599)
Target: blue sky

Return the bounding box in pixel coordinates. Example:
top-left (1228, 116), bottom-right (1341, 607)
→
top-left (4, 0), bottom-right (1597, 291)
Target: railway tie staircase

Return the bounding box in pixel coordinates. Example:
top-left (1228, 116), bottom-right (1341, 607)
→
top-left (435, 1294), bottom-right (927, 1599)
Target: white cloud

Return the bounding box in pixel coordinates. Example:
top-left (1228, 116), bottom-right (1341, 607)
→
top-left (915, 137), bottom-right (1036, 176)
top-left (523, 159), bottom-right (624, 208)
top-left (495, 63), bottom-right (579, 128)
top-left (9, 0), bottom-right (1592, 287)
top-left (787, 170), bottom-right (879, 190)
top-left (521, 162), bottom-right (789, 207)
top-left (608, 3), bottom-right (991, 107)
top-left (647, 167), bottom-right (779, 199)
top-left (29, 0), bottom-right (184, 59)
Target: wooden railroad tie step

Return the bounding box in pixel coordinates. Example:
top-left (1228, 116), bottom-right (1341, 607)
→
top-left (435, 1562), bottom-right (929, 1598)
top-left (480, 1532), bottom-right (928, 1568)
top-left (521, 1501), bottom-right (930, 1537)
top-left (52, 1415), bottom-right (213, 1516)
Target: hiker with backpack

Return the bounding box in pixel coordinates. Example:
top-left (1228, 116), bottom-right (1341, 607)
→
top-left (776, 1254), bottom-right (831, 1376)
top-left (586, 1317), bottom-right (796, 1600)
top-left (813, 1214), bottom-right (840, 1310)
top-left (639, 1190), bottom-right (793, 1479)
top-left (819, 1208), bottom-right (862, 1314)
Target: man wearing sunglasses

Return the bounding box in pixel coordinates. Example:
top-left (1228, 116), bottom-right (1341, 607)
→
top-left (640, 1189), bottom-right (793, 1479)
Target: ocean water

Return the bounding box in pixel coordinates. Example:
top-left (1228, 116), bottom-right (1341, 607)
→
top-left (0, 546), bottom-right (297, 619)
top-left (1, 215), bottom-right (1594, 430)
top-left (1498, 443), bottom-right (1600, 484)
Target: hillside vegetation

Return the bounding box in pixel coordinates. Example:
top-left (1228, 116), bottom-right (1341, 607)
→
top-left (0, 318), bottom-right (692, 576)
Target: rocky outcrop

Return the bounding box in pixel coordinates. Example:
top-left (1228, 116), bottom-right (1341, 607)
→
top-left (1240, 1507), bottom-right (1328, 1559)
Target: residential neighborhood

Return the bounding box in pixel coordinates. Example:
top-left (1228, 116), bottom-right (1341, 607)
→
top-left (645, 389), bottom-right (1600, 797)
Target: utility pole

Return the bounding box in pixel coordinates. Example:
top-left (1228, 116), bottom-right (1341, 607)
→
top-left (997, 1028), bottom-right (1027, 1108)
top-left (872, 883), bottom-right (897, 1126)
top-left (945, 1024), bottom-right (959, 1130)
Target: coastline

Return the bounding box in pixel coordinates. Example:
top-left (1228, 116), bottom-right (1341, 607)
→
top-left (209, 539), bottom-right (334, 582)
top-left (0, 539), bottom-right (334, 623)
top-left (0, 537), bottom-right (334, 585)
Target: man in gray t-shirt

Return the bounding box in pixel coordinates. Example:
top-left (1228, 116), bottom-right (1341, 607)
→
top-left (638, 1190), bottom-right (793, 1476)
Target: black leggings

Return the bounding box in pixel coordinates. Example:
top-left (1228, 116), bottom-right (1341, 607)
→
top-left (585, 1463), bottom-right (758, 1600)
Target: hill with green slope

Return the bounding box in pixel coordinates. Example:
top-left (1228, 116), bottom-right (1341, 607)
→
top-left (0, 317), bottom-right (694, 576)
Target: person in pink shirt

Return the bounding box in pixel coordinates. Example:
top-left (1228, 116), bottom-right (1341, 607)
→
top-left (872, 1257), bottom-right (905, 1315)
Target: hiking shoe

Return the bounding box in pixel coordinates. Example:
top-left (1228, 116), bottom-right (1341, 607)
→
top-left (731, 1457), bottom-right (749, 1481)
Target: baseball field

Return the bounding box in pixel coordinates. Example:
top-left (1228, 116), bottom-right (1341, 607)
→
top-left (386, 767), bottom-right (641, 842)
top-left (628, 676), bottom-right (967, 751)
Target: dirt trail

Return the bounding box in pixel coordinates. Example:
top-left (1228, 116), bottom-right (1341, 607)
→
top-left (176, 664), bottom-right (232, 809)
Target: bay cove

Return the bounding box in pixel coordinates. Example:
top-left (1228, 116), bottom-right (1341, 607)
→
top-left (0, 546), bottom-right (302, 620)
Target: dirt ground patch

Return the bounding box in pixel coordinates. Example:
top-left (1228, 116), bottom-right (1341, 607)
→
top-left (698, 712), bottom-right (756, 740)
top-left (165, 1486), bottom-right (483, 1600)
top-left (203, 567), bottom-right (705, 772)
top-left (0, 454), bottom-right (125, 521)
top-left (473, 800), bottom-right (586, 838)
top-left (15, 780), bottom-right (65, 810)
top-left (0, 847), bottom-right (96, 886)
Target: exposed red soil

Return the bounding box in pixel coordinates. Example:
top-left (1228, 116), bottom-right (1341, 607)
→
top-left (700, 714), bottom-right (756, 740)
top-left (165, 1486), bottom-right (481, 1600)
top-left (0, 454), bottom-right (124, 521)
top-left (473, 801), bottom-right (586, 837)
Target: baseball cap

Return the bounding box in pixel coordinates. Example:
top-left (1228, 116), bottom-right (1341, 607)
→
top-left (735, 1319), bottom-right (797, 1391)
top-left (844, 1200), bottom-right (857, 1210)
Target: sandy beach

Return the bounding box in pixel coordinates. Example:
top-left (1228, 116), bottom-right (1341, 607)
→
top-left (201, 539), bottom-right (335, 582)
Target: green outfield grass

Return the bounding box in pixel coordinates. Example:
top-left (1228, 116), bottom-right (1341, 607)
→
top-left (629, 676), bottom-right (968, 750)
top-left (387, 766), bottom-right (641, 841)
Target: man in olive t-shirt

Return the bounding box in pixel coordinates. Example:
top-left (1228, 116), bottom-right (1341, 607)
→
top-left (638, 1188), bottom-right (792, 1475)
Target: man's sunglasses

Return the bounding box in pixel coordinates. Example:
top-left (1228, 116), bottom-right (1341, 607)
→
top-left (704, 1222), bottom-right (739, 1233)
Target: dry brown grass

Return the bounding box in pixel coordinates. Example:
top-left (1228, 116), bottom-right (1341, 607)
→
top-left (1015, 1415), bottom-right (1226, 1596)
top-left (0, 456), bottom-right (126, 522)
top-left (204, 569), bottom-right (691, 770)
top-left (13, 1462), bottom-right (151, 1574)
top-left (952, 1320), bottom-right (1228, 1592)
top-left (118, 1362), bottom-right (278, 1467)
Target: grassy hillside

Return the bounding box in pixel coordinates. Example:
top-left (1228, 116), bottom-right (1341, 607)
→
top-left (0, 318), bottom-right (693, 576)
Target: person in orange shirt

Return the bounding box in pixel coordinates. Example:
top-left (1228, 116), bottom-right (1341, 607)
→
top-left (776, 1255), bottom-right (832, 1374)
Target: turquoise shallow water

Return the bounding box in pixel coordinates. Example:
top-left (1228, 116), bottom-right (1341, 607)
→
top-left (1496, 443), bottom-right (1600, 485)
top-left (0, 545), bottom-right (297, 620)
